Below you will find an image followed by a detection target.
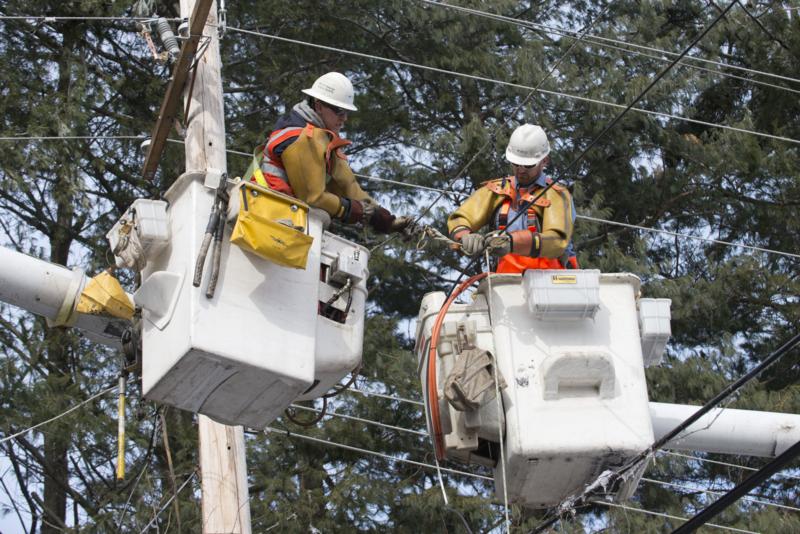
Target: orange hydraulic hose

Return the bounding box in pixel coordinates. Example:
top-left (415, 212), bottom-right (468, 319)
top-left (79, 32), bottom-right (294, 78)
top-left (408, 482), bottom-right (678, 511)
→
top-left (427, 272), bottom-right (489, 460)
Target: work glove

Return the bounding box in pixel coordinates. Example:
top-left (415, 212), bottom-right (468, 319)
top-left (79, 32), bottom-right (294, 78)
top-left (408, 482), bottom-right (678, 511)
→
top-left (485, 231), bottom-right (512, 257)
top-left (369, 206), bottom-right (396, 233)
top-left (361, 197), bottom-right (378, 221)
top-left (486, 230), bottom-right (537, 257)
top-left (390, 216), bottom-right (415, 235)
top-left (459, 232), bottom-right (486, 257)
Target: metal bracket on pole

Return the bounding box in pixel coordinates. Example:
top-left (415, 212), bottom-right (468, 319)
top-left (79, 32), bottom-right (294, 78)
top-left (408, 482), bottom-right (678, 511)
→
top-left (141, 0), bottom-right (215, 182)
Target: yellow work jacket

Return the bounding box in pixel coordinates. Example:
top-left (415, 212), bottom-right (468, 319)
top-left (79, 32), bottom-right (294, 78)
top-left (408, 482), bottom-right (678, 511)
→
top-left (280, 125), bottom-right (371, 218)
top-left (447, 176), bottom-right (574, 260)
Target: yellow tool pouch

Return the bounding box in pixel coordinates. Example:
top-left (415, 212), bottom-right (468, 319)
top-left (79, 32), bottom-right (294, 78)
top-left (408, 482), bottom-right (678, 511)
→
top-left (230, 182), bottom-right (313, 269)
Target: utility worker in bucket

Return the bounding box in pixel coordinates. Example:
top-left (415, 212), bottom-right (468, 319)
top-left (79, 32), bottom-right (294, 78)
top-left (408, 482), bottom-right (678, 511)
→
top-left (447, 124), bottom-right (578, 273)
top-left (253, 71), bottom-right (411, 234)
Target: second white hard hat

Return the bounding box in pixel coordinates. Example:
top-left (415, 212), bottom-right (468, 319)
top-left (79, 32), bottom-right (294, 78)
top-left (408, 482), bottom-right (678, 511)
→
top-left (301, 72), bottom-right (358, 111)
top-left (505, 124), bottom-right (550, 166)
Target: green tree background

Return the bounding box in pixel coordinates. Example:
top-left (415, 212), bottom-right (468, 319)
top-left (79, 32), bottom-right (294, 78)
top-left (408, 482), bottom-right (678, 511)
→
top-left (0, 0), bottom-right (798, 531)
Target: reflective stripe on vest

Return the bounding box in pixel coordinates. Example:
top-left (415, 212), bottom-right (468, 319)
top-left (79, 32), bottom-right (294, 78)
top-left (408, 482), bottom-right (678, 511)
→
top-left (256, 126), bottom-right (305, 194)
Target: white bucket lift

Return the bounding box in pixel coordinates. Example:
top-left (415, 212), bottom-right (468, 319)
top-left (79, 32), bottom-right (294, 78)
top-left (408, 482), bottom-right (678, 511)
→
top-left (416, 271), bottom-right (665, 508)
top-left (112, 173), bottom-right (368, 428)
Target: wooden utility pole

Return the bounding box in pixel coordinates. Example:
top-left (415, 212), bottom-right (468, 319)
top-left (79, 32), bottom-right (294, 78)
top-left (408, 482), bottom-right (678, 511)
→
top-left (179, 1), bottom-right (251, 531)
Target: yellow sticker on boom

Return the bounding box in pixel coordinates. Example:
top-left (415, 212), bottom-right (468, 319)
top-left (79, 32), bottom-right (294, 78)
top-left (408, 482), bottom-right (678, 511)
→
top-left (551, 274), bottom-right (577, 284)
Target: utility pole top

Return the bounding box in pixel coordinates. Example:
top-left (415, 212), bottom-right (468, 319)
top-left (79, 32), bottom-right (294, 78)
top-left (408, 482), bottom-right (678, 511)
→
top-left (141, 0), bottom-right (215, 182)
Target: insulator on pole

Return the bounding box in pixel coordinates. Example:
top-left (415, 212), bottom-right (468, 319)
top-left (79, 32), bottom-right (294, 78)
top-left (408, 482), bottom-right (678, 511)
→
top-left (156, 18), bottom-right (180, 62)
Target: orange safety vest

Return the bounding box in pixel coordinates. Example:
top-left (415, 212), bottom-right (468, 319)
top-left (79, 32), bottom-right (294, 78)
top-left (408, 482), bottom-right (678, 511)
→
top-left (489, 177), bottom-right (571, 274)
top-left (253, 123), bottom-right (352, 197)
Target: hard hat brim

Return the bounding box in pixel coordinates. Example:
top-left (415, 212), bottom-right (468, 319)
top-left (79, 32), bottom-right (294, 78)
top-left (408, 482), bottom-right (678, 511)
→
top-left (505, 147), bottom-right (548, 166)
top-left (301, 88), bottom-right (358, 111)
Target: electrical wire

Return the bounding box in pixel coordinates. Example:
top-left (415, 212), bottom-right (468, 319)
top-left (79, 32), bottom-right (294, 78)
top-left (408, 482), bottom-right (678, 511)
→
top-left (529, 329), bottom-right (800, 533)
top-left (344, 387), bottom-right (425, 407)
top-left (420, 0), bottom-right (800, 87)
top-left (367, 1), bottom-right (614, 257)
top-left (577, 214), bottom-right (800, 260)
top-left (640, 476), bottom-right (800, 513)
top-left (0, 385), bottom-right (117, 445)
top-left (0, 15), bottom-right (182, 22)
top-left (660, 451), bottom-right (800, 481)
top-left (260, 427), bottom-right (493, 481)
top-left (590, 500), bottom-right (759, 534)
top-left (137, 471), bottom-right (197, 534)
top-left (226, 26), bottom-right (800, 147)
top-left (5, 135), bottom-right (800, 262)
top-left (673, 439), bottom-right (800, 533)
top-left (0, 135), bottom-right (146, 141)
top-left (287, 403), bottom-right (428, 437)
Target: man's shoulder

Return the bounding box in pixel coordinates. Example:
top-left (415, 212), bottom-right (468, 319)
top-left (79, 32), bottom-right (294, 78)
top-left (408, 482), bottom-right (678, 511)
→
top-left (480, 177), bottom-right (512, 195)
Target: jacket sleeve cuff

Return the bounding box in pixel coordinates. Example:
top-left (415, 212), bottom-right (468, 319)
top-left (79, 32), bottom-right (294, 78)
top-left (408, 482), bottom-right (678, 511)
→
top-left (450, 226), bottom-right (471, 241)
top-left (511, 231), bottom-right (540, 257)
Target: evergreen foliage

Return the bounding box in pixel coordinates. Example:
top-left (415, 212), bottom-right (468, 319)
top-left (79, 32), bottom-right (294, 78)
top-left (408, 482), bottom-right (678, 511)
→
top-left (0, 0), bottom-right (798, 531)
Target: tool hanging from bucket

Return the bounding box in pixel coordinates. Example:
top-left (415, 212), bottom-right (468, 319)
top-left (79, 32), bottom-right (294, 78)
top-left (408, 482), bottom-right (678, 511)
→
top-left (193, 176), bottom-right (230, 299)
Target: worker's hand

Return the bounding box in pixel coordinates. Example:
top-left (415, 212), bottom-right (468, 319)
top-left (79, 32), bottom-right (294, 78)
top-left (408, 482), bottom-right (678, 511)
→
top-left (459, 232), bottom-right (486, 257)
top-left (361, 197), bottom-right (378, 221)
top-left (369, 206), bottom-right (396, 233)
top-left (485, 231), bottom-right (512, 256)
top-left (390, 216), bottom-right (415, 235)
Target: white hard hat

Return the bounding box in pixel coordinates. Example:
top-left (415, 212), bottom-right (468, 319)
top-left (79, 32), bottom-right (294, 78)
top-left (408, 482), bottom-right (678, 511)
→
top-left (505, 124), bottom-right (550, 166)
top-left (301, 72), bottom-right (358, 111)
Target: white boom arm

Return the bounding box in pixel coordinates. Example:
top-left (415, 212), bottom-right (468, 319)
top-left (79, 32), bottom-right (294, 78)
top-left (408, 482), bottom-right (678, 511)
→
top-left (0, 246), bottom-right (127, 348)
top-left (650, 402), bottom-right (800, 457)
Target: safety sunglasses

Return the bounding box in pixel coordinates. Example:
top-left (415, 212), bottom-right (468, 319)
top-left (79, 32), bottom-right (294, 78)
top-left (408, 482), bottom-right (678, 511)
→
top-left (321, 101), bottom-right (349, 118)
top-left (513, 162), bottom-right (540, 169)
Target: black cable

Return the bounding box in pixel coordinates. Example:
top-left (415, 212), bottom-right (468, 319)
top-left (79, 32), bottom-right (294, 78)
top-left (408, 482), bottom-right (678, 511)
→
top-left (527, 329), bottom-right (800, 534)
top-left (671, 439), bottom-right (800, 534)
top-left (450, 0), bottom-right (738, 292)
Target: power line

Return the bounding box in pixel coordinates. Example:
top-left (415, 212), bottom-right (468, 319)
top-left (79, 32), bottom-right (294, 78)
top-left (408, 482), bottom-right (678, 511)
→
top-left (137, 471), bottom-right (197, 534)
top-left (640, 477), bottom-right (800, 513)
top-left (0, 385), bottom-right (117, 445)
top-left (530, 328), bottom-right (800, 533)
top-left (226, 26), bottom-right (800, 147)
top-left (371, 1), bottom-right (614, 256)
top-left (0, 135), bottom-right (145, 141)
top-left (578, 214), bottom-right (800, 260)
top-left (420, 0), bottom-right (800, 88)
top-left (288, 404), bottom-right (428, 437)
top-left (0, 15), bottom-right (182, 22)
top-left (673, 439), bottom-right (800, 533)
top-left (259, 427), bottom-right (493, 481)
top-left (591, 500), bottom-right (759, 534)
top-left (4, 134), bottom-right (799, 262)
top-left (573, 32), bottom-right (800, 96)
top-left (452, 0), bottom-right (739, 290)
top-left (344, 387), bottom-right (425, 407)
top-left (660, 451), bottom-right (800, 481)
